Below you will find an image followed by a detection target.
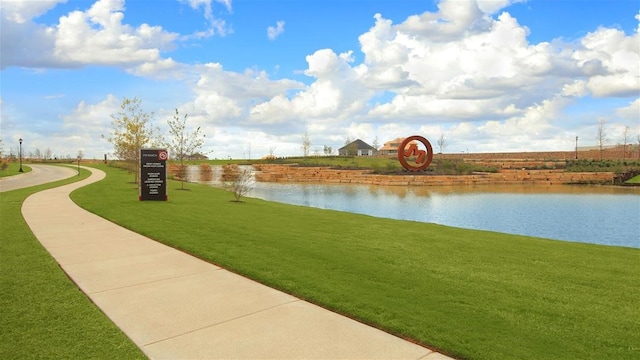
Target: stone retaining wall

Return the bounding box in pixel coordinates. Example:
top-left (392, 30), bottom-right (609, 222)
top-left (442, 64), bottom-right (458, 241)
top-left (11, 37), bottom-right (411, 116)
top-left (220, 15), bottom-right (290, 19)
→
top-left (253, 164), bottom-right (615, 186)
top-left (434, 147), bottom-right (639, 161)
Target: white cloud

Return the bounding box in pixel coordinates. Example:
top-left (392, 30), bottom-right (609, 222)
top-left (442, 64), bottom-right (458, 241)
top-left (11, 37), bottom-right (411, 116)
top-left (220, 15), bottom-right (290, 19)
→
top-left (397, 0), bottom-right (490, 42)
top-left (54, 1), bottom-right (178, 66)
top-left (59, 94), bottom-right (121, 156)
top-left (2, 0), bottom-right (638, 158)
top-left (183, 62), bottom-right (305, 128)
top-left (575, 27), bottom-right (640, 97)
top-left (1, 0), bottom-right (180, 73)
top-left (179, 0), bottom-right (233, 39)
top-left (267, 20), bottom-right (285, 40)
top-left (0, 0), bottom-right (66, 24)
top-left (615, 98), bottom-right (640, 122)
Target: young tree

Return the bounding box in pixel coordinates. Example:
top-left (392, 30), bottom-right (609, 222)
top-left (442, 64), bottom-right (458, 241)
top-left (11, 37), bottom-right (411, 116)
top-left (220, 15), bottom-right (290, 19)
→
top-left (342, 137), bottom-right (359, 156)
top-left (165, 108), bottom-right (206, 190)
top-left (301, 132), bottom-right (311, 157)
top-left (323, 145), bottom-right (333, 156)
top-left (372, 136), bottom-right (380, 151)
top-left (596, 119), bottom-right (608, 160)
top-left (621, 125), bottom-right (630, 159)
top-left (222, 164), bottom-right (253, 202)
top-left (109, 97), bottom-right (160, 182)
top-left (437, 134), bottom-right (447, 154)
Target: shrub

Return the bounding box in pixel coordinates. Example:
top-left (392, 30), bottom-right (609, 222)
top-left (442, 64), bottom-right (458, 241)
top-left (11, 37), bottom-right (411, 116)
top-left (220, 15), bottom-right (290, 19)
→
top-left (199, 163), bottom-right (213, 182)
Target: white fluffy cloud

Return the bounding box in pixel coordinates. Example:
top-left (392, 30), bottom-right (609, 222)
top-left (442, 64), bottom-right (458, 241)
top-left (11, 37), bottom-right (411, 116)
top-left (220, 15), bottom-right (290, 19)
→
top-left (0, 0), bottom-right (242, 88)
top-left (116, 1), bottom-right (640, 156)
top-left (2, 0), bottom-right (638, 158)
top-left (2, 0), bottom-right (191, 71)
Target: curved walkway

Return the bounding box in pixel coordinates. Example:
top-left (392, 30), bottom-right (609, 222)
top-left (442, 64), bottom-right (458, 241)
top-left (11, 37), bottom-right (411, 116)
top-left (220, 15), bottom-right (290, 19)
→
top-left (20, 167), bottom-right (453, 359)
top-left (0, 164), bottom-right (77, 192)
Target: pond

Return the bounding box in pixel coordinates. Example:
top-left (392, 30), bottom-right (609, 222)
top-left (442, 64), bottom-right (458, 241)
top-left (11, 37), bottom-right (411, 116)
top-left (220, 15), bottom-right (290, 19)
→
top-left (248, 182), bottom-right (640, 249)
top-left (190, 167), bottom-right (640, 248)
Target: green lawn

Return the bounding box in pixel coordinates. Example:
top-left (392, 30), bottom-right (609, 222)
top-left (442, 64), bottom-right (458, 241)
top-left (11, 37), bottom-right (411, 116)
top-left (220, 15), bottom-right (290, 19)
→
top-left (0, 168), bottom-right (146, 359)
top-left (70, 164), bottom-right (640, 360)
top-left (626, 174), bottom-right (640, 184)
top-left (0, 163), bottom-right (31, 177)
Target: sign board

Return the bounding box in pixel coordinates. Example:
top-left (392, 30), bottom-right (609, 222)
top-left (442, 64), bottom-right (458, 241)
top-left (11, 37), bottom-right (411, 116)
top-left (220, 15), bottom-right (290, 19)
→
top-left (140, 148), bottom-right (168, 201)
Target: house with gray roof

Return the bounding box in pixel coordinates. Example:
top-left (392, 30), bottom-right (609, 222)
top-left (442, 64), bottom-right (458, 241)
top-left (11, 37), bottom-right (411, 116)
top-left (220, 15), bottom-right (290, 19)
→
top-left (338, 139), bottom-right (378, 156)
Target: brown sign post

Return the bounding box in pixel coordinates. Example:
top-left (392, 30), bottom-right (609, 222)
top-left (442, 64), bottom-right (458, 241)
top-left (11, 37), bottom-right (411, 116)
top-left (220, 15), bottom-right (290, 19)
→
top-left (398, 135), bottom-right (434, 172)
top-left (140, 148), bottom-right (168, 201)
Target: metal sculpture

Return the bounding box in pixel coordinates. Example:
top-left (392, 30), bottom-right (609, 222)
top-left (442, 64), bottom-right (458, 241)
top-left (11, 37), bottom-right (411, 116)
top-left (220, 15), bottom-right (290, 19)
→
top-left (398, 135), bottom-right (434, 172)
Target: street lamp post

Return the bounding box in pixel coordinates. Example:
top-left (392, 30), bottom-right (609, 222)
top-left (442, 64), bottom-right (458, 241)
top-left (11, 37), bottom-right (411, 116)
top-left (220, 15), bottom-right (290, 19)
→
top-left (18, 138), bottom-right (24, 172)
top-left (575, 136), bottom-right (579, 160)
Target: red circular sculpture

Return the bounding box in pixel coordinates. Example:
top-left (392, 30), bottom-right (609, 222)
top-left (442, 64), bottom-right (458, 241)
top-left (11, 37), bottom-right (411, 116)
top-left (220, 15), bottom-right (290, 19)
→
top-left (398, 135), bottom-right (433, 172)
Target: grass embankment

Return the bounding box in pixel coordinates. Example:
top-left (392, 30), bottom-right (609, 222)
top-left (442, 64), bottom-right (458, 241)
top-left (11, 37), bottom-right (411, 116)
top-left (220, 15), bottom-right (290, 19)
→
top-left (71, 165), bottom-right (639, 360)
top-left (204, 157), bottom-right (640, 176)
top-left (0, 168), bottom-right (146, 359)
top-left (204, 156), bottom-right (497, 175)
top-left (626, 174), bottom-right (640, 184)
top-left (0, 163), bottom-right (31, 177)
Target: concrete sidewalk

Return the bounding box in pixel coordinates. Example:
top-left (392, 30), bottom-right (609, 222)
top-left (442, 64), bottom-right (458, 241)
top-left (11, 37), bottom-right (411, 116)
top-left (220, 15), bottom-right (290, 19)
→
top-left (0, 164), bottom-right (77, 192)
top-left (21, 167), bottom-right (453, 359)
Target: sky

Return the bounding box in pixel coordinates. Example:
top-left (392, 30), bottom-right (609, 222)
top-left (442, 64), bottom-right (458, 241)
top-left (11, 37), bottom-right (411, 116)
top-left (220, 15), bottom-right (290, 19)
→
top-left (1, 0), bottom-right (639, 160)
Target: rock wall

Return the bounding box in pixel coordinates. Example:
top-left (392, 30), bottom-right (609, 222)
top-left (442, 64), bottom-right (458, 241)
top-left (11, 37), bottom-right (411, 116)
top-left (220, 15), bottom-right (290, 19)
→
top-left (253, 164), bottom-right (615, 186)
top-left (434, 146), bottom-right (639, 161)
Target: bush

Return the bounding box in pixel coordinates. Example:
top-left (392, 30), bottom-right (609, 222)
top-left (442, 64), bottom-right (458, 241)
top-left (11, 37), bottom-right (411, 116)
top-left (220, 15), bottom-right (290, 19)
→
top-left (199, 163), bottom-right (213, 182)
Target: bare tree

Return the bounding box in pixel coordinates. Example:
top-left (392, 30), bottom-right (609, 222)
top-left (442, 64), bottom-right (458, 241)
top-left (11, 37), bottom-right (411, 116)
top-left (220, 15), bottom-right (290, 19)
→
top-left (342, 137), bottom-right (356, 156)
top-left (222, 164), bottom-right (253, 202)
top-left (596, 119), bottom-right (608, 160)
top-left (301, 132), bottom-right (311, 157)
top-left (437, 134), bottom-right (447, 154)
top-left (165, 108), bottom-right (206, 190)
top-left (44, 147), bottom-right (52, 161)
top-left (621, 126), bottom-right (630, 159)
top-left (109, 97), bottom-right (160, 182)
top-left (372, 136), bottom-right (380, 151)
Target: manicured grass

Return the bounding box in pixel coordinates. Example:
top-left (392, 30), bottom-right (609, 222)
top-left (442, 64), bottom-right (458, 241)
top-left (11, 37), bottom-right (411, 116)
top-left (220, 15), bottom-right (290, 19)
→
top-left (0, 163), bottom-right (31, 177)
top-left (72, 164), bottom-right (640, 360)
top-left (204, 155), bottom-right (401, 169)
top-left (0, 168), bottom-right (146, 359)
top-left (626, 174), bottom-right (640, 184)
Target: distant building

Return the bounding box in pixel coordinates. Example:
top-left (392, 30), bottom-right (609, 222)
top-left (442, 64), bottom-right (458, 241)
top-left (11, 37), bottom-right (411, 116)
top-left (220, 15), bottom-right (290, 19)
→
top-left (379, 137), bottom-right (418, 156)
top-left (338, 139), bottom-right (378, 156)
top-left (187, 152), bottom-right (209, 160)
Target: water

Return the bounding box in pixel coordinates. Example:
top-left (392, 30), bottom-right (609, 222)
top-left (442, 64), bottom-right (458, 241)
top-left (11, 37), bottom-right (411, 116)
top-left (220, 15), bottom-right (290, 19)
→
top-left (190, 166), bottom-right (640, 248)
top-left (247, 182), bottom-right (640, 248)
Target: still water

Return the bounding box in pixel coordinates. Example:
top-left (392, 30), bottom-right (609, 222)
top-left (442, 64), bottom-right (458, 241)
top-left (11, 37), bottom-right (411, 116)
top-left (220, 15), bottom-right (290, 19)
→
top-left (246, 182), bottom-right (640, 248)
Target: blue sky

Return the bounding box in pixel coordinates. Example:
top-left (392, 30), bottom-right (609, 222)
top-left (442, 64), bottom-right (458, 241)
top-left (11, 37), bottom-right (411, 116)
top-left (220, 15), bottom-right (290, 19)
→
top-left (1, 0), bottom-right (638, 159)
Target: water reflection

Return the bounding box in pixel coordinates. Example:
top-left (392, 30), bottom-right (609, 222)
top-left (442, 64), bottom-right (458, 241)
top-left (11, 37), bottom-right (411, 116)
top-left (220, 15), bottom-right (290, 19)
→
top-left (248, 182), bottom-right (640, 249)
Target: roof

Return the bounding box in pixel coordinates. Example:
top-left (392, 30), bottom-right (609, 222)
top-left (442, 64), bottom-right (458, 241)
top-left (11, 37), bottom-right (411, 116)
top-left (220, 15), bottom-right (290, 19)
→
top-left (338, 139), bottom-right (377, 151)
top-left (380, 137), bottom-right (417, 151)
